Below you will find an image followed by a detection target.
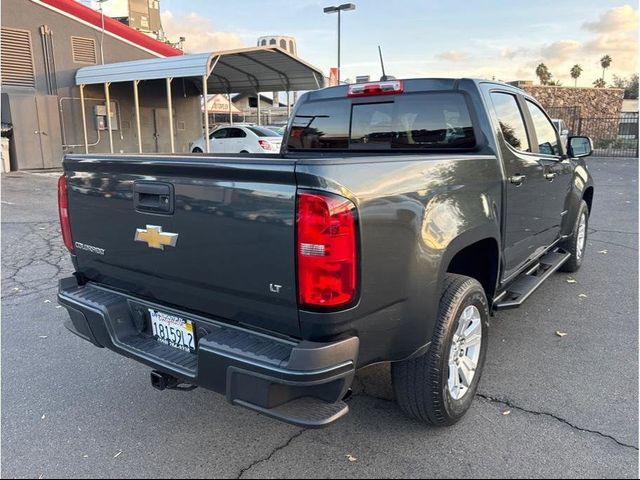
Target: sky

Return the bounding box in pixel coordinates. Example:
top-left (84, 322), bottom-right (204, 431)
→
top-left (99, 0), bottom-right (638, 86)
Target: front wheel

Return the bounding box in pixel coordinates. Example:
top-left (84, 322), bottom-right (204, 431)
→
top-left (391, 274), bottom-right (489, 426)
top-left (559, 200), bottom-right (589, 273)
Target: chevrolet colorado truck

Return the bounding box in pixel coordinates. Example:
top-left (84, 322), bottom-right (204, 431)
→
top-left (57, 78), bottom-right (594, 428)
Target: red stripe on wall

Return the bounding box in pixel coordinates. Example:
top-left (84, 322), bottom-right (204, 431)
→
top-left (40, 0), bottom-right (183, 57)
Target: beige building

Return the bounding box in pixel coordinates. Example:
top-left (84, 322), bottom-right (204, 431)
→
top-left (1, 0), bottom-right (193, 170)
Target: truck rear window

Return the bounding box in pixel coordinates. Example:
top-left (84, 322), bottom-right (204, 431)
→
top-left (287, 92), bottom-right (476, 151)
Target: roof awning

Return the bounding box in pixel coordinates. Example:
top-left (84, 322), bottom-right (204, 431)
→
top-left (75, 46), bottom-right (325, 93)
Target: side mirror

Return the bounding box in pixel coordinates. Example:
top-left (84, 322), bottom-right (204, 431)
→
top-left (561, 129), bottom-right (569, 136)
top-left (568, 136), bottom-right (593, 158)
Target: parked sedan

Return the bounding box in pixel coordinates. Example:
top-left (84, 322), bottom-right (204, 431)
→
top-left (191, 125), bottom-right (282, 153)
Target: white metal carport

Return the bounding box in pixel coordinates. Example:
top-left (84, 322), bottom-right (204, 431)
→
top-left (75, 46), bottom-right (325, 153)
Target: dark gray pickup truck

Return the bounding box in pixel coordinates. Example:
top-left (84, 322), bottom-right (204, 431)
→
top-left (58, 78), bottom-right (594, 428)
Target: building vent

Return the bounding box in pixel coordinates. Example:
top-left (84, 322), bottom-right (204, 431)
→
top-left (1, 28), bottom-right (36, 88)
top-left (71, 36), bottom-right (97, 64)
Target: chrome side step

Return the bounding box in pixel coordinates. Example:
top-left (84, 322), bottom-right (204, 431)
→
top-left (494, 251), bottom-right (571, 310)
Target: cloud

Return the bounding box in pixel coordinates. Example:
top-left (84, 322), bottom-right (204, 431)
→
top-left (436, 50), bottom-right (468, 62)
top-left (161, 11), bottom-right (246, 53)
top-left (582, 5), bottom-right (638, 33)
top-left (539, 40), bottom-right (582, 66)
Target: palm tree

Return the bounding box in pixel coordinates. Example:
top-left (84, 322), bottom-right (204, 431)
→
top-left (535, 63), bottom-right (552, 85)
top-left (570, 64), bottom-right (583, 87)
top-left (593, 78), bottom-right (606, 88)
top-left (600, 55), bottom-right (612, 82)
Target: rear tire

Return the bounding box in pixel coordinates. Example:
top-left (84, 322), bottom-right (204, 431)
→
top-left (391, 274), bottom-right (489, 426)
top-left (192, 147), bottom-right (203, 153)
top-left (559, 200), bottom-right (589, 273)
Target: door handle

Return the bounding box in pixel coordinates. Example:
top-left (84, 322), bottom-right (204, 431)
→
top-left (509, 174), bottom-right (526, 186)
top-left (544, 172), bottom-right (557, 181)
top-left (134, 181), bottom-right (174, 214)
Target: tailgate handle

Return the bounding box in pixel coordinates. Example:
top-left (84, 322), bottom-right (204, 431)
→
top-left (134, 182), bottom-right (174, 214)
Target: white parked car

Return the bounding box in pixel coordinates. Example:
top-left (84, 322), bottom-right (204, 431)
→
top-left (191, 125), bottom-right (282, 153)
top-left (551, 119), bottom-right (570, 151)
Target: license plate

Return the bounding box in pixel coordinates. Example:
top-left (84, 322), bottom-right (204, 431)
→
top-left (149, 309), bottom-right (196, 353)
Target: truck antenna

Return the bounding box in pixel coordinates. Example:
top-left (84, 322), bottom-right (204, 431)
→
top-left (378, 46), bottom-right (395, 81)
top-left (378, 45), bottom-right (387, 80)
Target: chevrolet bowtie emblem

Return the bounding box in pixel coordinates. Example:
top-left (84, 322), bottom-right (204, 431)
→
top-left (134, 225), bottom-right (178, 250)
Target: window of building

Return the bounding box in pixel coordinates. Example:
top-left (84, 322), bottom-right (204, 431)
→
top-left (490, 92), bottom-right (530, 152)
top-left (260, 39), bottom-right (266, 46)
top-left (289, 40), bottom-right (295, 54)
top-left (280, 39), bottom-right (286, 49)
top-left (269, 38), bottom-right (276, 45)
top-left (71, 36), bottom-right (97, 64)
top-left (0, 27), bottom-right (35, 88)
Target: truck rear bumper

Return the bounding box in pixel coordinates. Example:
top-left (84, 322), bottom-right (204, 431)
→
top-left (58, 276), bottom-right (357, 428)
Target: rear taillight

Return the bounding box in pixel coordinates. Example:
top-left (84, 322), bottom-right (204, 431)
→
top-left (297, 191), bottom-right (358, 309)
top-left (347, 80), bottom-right (404, 97)
top-left (258, 139), bottom-right (273, 151)
top-left (57, 174), bottom-right (74, 253)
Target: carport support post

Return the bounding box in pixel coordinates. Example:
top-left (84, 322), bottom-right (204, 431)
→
top-left (228, 92), bottom-right (233, 125)
top-left (202, 74), bottom-right (209, 153)
top-left (79, 84), bottom-right (88, 154)
top-left (256, 91), bottom-right (261, 125)
top-left (166, 77), bottom-right (175, 153)
top-left (104, 82), bottom-right (114, 154)
top-left (286, 91), bottom-right (291, 119)
top-left (133, 80), bottom-right (142, 153)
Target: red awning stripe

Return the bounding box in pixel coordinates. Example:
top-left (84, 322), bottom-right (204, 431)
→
top-left (39, 0), bottom-right (183, 57)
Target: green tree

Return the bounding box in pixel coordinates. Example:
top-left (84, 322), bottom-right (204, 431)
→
top-left (593, 78), bottom-right (606, 88)
top-left (600, 55), bottom-right (612, 82)
top-left (570, 64), bottom-right (583, 87)
top-left (535, 63), bottom-right (552, 85)
top-left (612, 74), bottom-right (639, 99)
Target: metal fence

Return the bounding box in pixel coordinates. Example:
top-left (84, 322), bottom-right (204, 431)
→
top-left (547, 107), bottom-right (638, 158)
top-left (547, 106), bottom-right (583, 135)
top-left (579, 114), bottom-right (639, 157)
top-left (207, 110), bottom-right (290, 128)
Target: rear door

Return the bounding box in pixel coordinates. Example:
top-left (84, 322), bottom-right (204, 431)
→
top-left (523, 98), bottom-right (573, 247)
top-left (488, 91), bottom-right (550, 277)
top-left (65, 156), bottom-right (301, 337)
top-left (226, 127), bottom-right (247, 153)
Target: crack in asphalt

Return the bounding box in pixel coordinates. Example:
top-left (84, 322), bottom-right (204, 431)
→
top-left (476, 393), bottom-right (639, 451)
top-left (589, 228), bottom-right (638, 235)
top-left (1, 221), bottom-right (72, 300)
top-left (588, 238), bottom-right (638, 251)
top-left (236, 428), bottom-right (305, 479)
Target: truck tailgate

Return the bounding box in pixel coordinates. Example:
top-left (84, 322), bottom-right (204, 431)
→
top-left (64, 155), bottom-right (300, 337)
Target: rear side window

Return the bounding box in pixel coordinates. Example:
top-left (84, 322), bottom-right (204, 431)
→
top-left (490, 92), bottom-right (530, 152)
top-left (525, 100), bottom-right (560, 156)
top-left (228, 128), bottom-right (247, 138)
top-left (287, 93), bottom-right (475, 151)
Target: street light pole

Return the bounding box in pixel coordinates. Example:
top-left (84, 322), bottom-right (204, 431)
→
top-left (337, 9), bottom-right (341, 81)
top-left (323, 3), bottom-right (356, 84)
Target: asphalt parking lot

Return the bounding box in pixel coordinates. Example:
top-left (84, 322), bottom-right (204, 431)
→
top-left (1, 157), bottom-right (638, 479)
